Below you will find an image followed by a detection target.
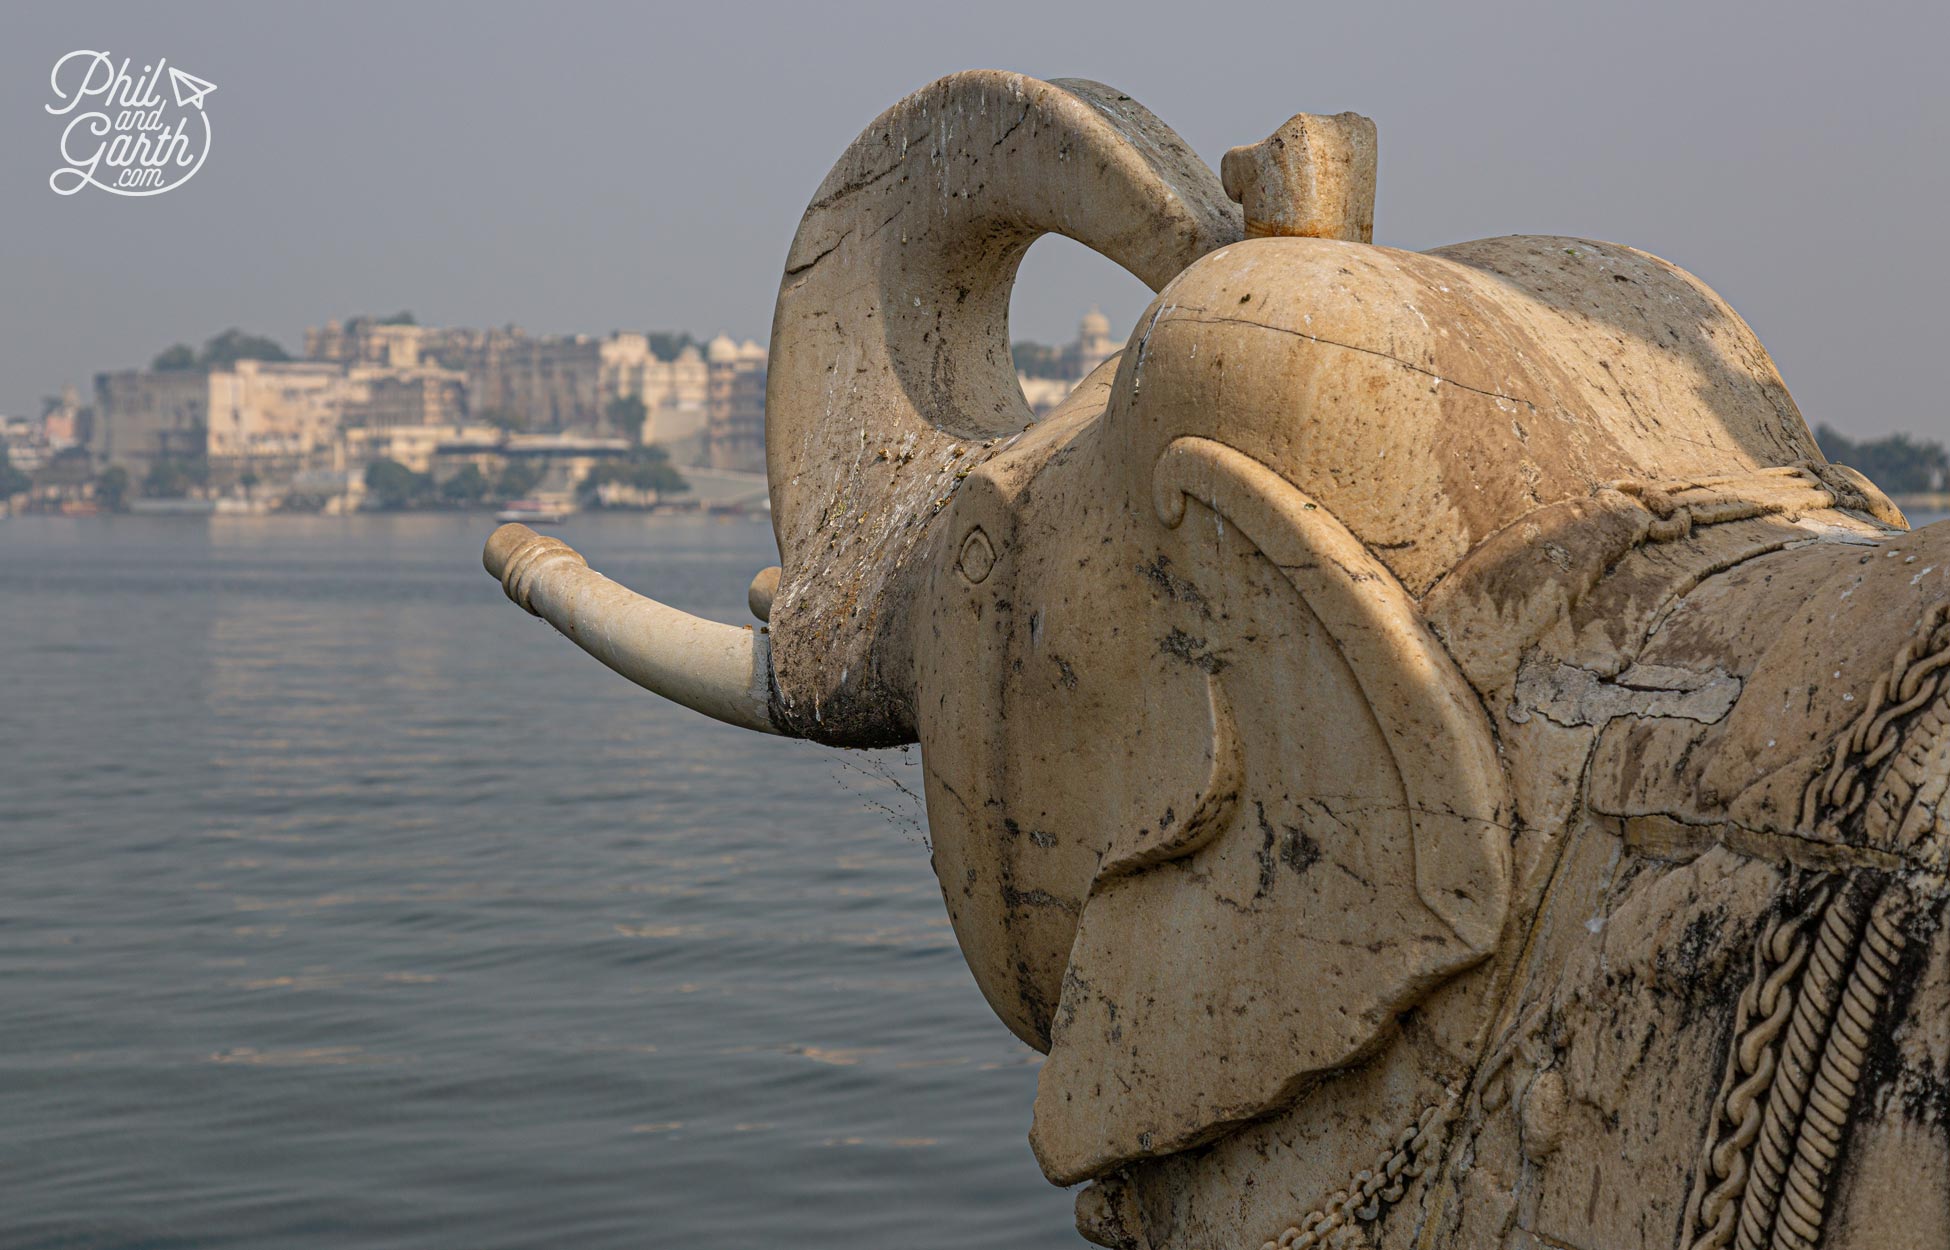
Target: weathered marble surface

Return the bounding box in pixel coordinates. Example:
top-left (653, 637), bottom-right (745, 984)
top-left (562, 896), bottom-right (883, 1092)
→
top-left (484, 71), bottom-right (1949, 1250)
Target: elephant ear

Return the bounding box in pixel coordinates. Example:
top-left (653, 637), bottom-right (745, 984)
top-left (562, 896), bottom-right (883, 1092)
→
top-left (1029, 437), bottom-right (1512, 1184)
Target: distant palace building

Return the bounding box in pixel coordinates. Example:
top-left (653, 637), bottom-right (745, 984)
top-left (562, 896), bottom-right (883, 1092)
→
top-left (304, 318), bottom-right (721, 449)
top-left (704, 335), bottom-right (767, 473)
top-left (1017, 307), bottom-right (1119, 418)
top-left (96, 360), bottom-right (345, 485)
top-left (73, 307), bottom-right (1114, 508)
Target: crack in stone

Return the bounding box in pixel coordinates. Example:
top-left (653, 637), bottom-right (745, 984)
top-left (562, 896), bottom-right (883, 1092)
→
top-left (786, 230), bottom-right (851, 276)
top-left (1508, 657), bottom-right (1741, 728)
top-left (1167, 312), bottom-right (1537, 407)
top-left (803, 153), bottom-right (905, 213)
top-left (990, 104), bottom-right (1032, 149)
top-left (1605, 810), bottom-right (1924, 874)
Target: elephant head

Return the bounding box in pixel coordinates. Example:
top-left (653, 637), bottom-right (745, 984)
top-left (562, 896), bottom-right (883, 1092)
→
top-left (483, 71), bottom-right (1901, 1194)
top-left (758, 78), bottom-right (1517, 1176)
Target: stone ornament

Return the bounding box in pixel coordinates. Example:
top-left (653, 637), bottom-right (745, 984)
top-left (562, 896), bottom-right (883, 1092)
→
top-left (483, 71), bottom-right (1948, 1249)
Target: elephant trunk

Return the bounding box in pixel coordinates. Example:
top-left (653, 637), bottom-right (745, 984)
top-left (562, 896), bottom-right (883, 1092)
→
top-left (483, 524), bottom-right (782, 735)
top-left (762, 71), bottom-right (1242, 746)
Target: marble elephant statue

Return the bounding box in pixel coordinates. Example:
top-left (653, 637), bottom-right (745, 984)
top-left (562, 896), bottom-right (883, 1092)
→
top-left (482, 71), bottom-right (1950, 1250)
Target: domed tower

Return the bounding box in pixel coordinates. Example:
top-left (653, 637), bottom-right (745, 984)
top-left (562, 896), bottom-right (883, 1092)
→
top-left (1072, 306), bottom-right (1115, 379)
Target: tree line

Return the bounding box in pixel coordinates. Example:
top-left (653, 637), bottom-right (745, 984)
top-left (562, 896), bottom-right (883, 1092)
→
top-left (151, 329), bottom-right (292, 372)
top-left (360, 445), bottom-right (687, 511)
top-left (1812, 425), bottom-right (1949, 495)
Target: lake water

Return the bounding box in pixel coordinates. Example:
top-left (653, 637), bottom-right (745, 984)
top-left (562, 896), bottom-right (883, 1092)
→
top-left (0, 513), bottom-right (1076, 1249)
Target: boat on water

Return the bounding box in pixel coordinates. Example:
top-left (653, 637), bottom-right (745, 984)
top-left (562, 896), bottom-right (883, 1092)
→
top-left (496, 499), bottom-right (572, 524)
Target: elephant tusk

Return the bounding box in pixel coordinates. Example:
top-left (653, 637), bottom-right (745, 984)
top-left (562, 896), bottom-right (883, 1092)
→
top-left (482, 524), bottom-right (783, 736)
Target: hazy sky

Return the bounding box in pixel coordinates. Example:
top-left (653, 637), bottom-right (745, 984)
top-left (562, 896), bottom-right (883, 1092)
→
top-left (3, 1), bottom-right (1945, 439)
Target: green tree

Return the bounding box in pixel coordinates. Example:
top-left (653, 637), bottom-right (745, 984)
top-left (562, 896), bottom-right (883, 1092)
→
top-left (494, 459), bottom-right (543, 501)
top-left (238, 469), bottom-right (260, 499)
top-left (0, 445), bottom-right (31, 498)
top-left (477, 407), bottom-right (528, 433)
top-left (142, 456), bottom-right (208, 499)
top-left (646, 332), bottom-right (702, 362)
top-left (377, 310), bottom-right (417, 326)
top-left (96, 465), bottom-right (130, 511)
top-left (1011, 340), bottom-right (1066, 379)
top-left (1815, 424), bottom-right (1950, 495)
top-left (151, 343), bottom-right (198, 372)
top-left (577, 447), bottom-right (690, 506)
top-left (199, 329), bottom-right (290, 369)
top-left (440, 463), bottom-right (491, 505)
top-left (605, 394), bottom-right (649, 443)
top-left (364, 457), bottom-right (430, 509)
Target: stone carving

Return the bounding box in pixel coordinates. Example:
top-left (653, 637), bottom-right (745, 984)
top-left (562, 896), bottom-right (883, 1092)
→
top-left (481, 71), bottom-right (1950, 1248)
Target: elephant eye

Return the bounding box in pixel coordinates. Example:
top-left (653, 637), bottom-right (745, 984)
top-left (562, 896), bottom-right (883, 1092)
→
top-left (958, 527), bottom-right (996, 584)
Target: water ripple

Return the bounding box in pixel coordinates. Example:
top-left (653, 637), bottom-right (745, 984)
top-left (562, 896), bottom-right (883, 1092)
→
top-left (0, 514), bottom-right (1070, 1249)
